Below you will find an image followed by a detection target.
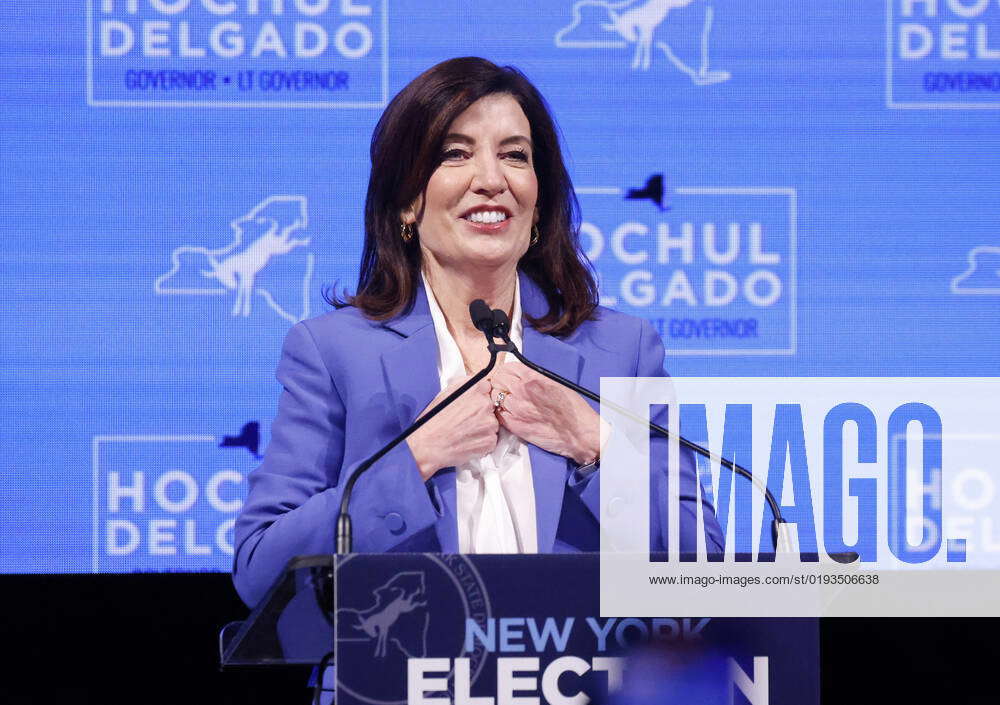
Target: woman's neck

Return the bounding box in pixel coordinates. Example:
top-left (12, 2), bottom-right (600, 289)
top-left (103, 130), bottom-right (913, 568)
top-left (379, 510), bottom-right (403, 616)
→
top-left (422, 263), bottom-right (517, 344)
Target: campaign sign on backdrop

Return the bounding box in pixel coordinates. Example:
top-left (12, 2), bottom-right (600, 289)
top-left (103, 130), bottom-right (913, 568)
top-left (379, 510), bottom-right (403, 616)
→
top-left (87, 0), bottom-right (388, 107)
top-left (888, 0), bottom-right (1000, 108)
top-left (579, 185), bottom-right (796, 355)
top-left (92, 429), bottom-right (256, 571)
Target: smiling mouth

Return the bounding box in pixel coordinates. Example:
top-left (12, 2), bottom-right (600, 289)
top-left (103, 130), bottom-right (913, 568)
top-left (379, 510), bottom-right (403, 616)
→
top-left (462, 209), bottom-right (511, 224)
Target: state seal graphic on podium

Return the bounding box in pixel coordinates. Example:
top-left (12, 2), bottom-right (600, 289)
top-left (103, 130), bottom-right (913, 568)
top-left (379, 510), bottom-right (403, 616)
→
top-left (334, 554), bottom-right (492, 705)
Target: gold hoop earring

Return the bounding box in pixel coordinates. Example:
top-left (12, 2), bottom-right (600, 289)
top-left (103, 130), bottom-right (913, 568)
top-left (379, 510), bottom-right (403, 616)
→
top-left (530, 225), bottom-right (540, 247)
top-left (400, 222), bottom-right (413, 243)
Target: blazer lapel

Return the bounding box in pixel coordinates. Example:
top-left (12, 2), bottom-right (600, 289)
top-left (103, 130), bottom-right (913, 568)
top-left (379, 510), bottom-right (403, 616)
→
top-left (519, 274), bottom-right (584, 553)
top-left (378, 286), bottom-right (459, 552)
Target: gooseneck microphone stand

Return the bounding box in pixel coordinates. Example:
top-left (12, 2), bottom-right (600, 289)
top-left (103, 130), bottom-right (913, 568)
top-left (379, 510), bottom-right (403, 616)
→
top-left (487, 308), bottom-right (791, 551)
top-left (335, 300), bottom-right (515, 554)
top-left (336, 300), bottom-right (793, 554)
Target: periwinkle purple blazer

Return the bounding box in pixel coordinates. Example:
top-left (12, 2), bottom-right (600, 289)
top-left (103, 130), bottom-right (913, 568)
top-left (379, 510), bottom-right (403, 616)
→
top-left (233, 273), bottom-right (724, 606)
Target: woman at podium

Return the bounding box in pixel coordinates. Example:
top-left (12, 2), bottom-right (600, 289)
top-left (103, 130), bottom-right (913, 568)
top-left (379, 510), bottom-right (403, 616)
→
top-left (233, 57), bottom-right (723, 607)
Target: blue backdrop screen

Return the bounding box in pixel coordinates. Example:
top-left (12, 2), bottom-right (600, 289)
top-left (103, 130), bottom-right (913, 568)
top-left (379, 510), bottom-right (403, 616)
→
top-left (2, 1), bottom-right (998, 573)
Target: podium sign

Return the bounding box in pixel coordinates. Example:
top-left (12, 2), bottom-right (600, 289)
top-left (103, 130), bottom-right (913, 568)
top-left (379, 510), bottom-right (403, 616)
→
top-left (222, 554), bottom-right (818, 704)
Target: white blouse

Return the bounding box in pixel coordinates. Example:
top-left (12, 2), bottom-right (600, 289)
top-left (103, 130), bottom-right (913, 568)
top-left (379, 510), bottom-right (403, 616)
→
top-left (422, 274), bottom-right (538, 553)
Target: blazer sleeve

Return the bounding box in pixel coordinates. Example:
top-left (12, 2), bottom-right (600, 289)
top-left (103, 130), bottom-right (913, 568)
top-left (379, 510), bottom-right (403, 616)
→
top-left (232, 321), bottom-right (439, 607)
top-left (569, 318), bottom-right (726, 554)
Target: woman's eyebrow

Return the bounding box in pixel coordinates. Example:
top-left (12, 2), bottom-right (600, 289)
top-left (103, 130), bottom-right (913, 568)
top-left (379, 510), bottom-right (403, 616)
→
top-left (442, 133), bottom-right (532, 148)
top-left (500, 135), bottom-right (532, 148)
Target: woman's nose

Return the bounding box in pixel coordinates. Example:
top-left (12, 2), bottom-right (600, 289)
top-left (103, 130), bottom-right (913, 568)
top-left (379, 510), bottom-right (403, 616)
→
top-left (470, 154), bottom-right (506, 197)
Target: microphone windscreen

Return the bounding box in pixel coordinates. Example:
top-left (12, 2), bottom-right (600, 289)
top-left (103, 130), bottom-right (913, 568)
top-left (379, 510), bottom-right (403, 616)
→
top-left (491, 308), bottom-right (510, 332)
top-left (469, 299), bottom-right (493, 332)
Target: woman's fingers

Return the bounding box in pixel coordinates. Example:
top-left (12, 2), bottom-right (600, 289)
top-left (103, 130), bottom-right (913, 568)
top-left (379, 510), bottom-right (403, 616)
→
top-left (487, 362), bottom-right (602, 462)
top-left (489, 367), bottom-right (525, 408)
top-left (407, 374), bottom-right (502, 478)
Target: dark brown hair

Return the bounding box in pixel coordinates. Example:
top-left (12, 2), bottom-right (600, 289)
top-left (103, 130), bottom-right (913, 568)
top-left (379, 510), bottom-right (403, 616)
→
top-left (331, 56), bottom-right (598, 336)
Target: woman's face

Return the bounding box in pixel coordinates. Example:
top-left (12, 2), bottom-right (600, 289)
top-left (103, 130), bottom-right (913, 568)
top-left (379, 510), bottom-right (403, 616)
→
top-left (404, 93), bottom-right (538, 279)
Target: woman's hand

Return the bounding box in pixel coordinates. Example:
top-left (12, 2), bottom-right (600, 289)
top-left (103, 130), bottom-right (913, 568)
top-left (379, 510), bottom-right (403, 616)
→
top-left (488, 362), bottom-right (602, 465)
top-left (406, 376), bottom-right (500, 481)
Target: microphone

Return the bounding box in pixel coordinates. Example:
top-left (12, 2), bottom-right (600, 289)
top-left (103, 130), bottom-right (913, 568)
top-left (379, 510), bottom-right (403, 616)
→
top-left (488, 308), bottom-right (793, 553)
top-left (470, 298), bottom-right (494, 333)
top-left (335, 300), bottom-right (506, 554)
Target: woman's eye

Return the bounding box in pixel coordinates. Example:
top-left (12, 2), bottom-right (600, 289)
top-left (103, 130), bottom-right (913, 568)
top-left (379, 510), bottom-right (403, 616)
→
top-left (441, 148), bottom-right (467, 161)
top-left (504, 150), bottom-right (529, 162)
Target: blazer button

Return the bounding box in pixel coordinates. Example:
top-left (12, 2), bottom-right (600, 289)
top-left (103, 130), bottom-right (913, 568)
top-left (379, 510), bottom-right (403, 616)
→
top-left (607, 497), bottom-right (627, 518)
top-left (384, 512), bottom-right (406, 535)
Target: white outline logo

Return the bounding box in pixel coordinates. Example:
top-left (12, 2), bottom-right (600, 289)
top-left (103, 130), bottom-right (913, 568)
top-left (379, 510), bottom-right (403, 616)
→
top-left (555, 0), bottom-right (730, 85)
top-left (951, 245), bottom-right (1000, 295)
top-left (155, 195), bottom-right (315, 324)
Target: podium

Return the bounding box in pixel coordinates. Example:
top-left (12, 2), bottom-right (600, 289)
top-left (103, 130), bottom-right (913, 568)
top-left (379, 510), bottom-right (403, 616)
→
top-left (221, 554), bottom-right (818, 703)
